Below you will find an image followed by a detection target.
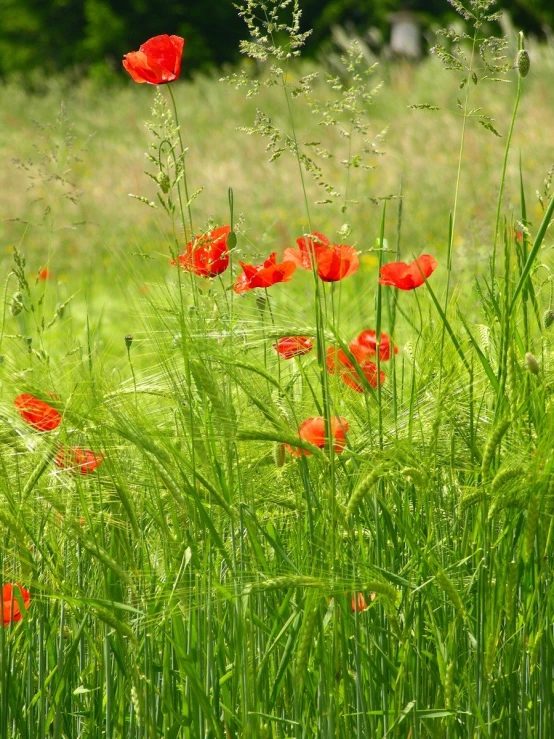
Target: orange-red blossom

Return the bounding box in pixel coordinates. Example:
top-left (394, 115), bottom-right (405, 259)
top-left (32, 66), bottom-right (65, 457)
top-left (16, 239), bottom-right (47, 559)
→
top-left (285, 416), bottom-right (349, 457)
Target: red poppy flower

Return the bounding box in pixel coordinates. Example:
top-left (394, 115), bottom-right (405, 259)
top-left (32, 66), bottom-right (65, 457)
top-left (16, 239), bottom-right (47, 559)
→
top-left (123, 35), bottom-right (185, 85)
top-left (342, 360), bottom-right (385, 392)
top-left (285, 416), bottom-right (349, 457)
top-left (326, 345), bottom-right (385, 392)
top-left (234, 252), bottom-right (296, 294)
top-left (350, 592), bottom-right (368, 612)
top-left (356, 330), bottom-right (398, 361)
top-left (171, 225), bottom-right (231, 278)
top-left (379, 255), bottom-right (437, 290)
top-left (14, 393), bottom-right (62, 432)
top-left (283, 232), bottom-right (330, 270)
top-left (284, 232), bottom-right (359, 282)
top-left (38, 267), bottom-right (50, 280)
top-left (54, 447), bottom-right (104, 475)
top-left (314, 243), bottom-right (359, 282)
top-left (273, 336), bottom-right (314, 359)
top-left (3, 583), bottom-right (30, 626)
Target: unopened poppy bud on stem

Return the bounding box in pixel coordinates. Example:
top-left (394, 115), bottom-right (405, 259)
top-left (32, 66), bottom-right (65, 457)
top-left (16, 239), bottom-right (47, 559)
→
top-left (156, 172), bottom-right (171, 194)
top-left (10, 292), bottom-right (23, 317)
top-left (125, 335), bottom-right (133, 353)
top-left (515, 49), bottom-right (530, 78)
top-left (525, 352), bottom-right (539, 375)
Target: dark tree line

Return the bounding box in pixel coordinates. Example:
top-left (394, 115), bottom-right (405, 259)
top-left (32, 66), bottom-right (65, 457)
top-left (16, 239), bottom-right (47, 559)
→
top-left (0, 0), bottom-right (551, 82)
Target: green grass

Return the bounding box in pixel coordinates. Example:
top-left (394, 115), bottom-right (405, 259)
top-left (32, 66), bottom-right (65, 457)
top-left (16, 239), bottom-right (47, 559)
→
top-left (1, 10), bottom-right (554, 739)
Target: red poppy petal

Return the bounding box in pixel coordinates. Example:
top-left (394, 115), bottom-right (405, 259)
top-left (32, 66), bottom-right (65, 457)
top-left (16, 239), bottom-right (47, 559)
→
top-left (140, 35), bottom-right (184, 80)
top-left (3, 583), bottom-right (30, 626)
top-left (14, 393), bottom-right (62, 432)
top-left (282, 247), bottom-right (312, 270)
top-left (315, 244), bottom-right (359, 282)
top-left (123, 51), bottom-right (165, 84)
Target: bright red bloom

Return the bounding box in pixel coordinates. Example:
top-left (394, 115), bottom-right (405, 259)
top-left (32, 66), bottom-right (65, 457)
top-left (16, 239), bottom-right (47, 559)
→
top-left (123, 35), bottom-right (185, 85)
top-left (171, 225), bottom-right (231, 278)
top-left (283, 232), bottom-right (330, 270)
top-left (14, 393), bottom-right (62, 432)
top-left (38, 267), bottom-right (50, 280)
top-left (54, 447), bottom-right (104, 475)
top-left (284, 232), bottom-right (359, 282)
top-left (327, 345), bottom-right (385, 392)
top-left (273, 336), bottom-right (314, 359)
top-left (314, 243), bottom-right (359, 282)
top-left (285, 416), bottom-right (349, 457)
top-left (379, 255), bottom-right (437, 290)
top-left (3, 583), bottom-right (30, 626)
top-left (355, 330), bottom-right (398, 361)
top-left (234, 252), bottom-right (296, 294)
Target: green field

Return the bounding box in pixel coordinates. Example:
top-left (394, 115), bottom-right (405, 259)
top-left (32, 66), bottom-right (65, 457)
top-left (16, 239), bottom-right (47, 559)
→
top-left (1, 6), bottom-right (554, 738)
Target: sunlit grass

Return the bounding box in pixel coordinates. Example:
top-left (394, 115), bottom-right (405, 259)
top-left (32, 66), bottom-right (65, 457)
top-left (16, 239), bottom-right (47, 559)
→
top-left (1, 12), bottom-right (554, 739)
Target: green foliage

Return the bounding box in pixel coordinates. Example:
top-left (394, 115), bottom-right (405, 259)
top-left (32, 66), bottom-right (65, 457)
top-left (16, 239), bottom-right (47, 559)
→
top-left (1, 0), bottom-right (554, 734)
top-left (1, 0), bottom-right (554, 82)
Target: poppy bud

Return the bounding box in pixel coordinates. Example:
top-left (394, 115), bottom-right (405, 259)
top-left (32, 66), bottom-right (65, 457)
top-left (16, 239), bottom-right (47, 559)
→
top-left (515, 49), bottom-right (530, 78)
top-left (10, 292), bottom-right (24, 317)
top-left (256, 295), bottom-right (267, 313)
top-left (156, 172), bottom-right (171, 194)
top-left (125, 335), bottom-right (133, 351)
top-left (543, 309), bottom-right (554, 329)
top-left (525, 352), bottom-right (540, 375)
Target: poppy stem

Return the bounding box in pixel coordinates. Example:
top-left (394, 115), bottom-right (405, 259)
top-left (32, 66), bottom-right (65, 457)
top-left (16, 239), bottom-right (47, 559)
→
top-left (167, 85), bottom-right (194, 239)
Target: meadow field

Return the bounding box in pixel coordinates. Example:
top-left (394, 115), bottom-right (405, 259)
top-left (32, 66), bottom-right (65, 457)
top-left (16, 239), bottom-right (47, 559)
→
top-left (1, 4), bottom-right (554, 737)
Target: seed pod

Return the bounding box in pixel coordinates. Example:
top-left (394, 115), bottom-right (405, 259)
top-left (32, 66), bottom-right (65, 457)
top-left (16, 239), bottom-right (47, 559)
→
top-left (125, 334), bottom-right (133, 351)
top-left (481, 418), bottom-right (510, 477)
top-left (515, 49), bottom-right (530, 78)
top-left (522, 494), bottom-right (539, 564)
top-left (9, 292), bottom-right (24, 317)
top-left (256, 295), bottom-right (267, 313)
top-left (525, 352), bottom-right (539, 376)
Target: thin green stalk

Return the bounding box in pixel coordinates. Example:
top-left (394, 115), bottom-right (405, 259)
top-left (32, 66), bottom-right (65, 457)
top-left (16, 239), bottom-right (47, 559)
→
top-left (167, 85), bottom-right (194, 238)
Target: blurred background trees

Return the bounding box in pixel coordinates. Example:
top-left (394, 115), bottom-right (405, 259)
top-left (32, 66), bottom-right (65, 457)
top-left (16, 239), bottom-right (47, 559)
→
top-left (0, 0), bottom-right (552, 83)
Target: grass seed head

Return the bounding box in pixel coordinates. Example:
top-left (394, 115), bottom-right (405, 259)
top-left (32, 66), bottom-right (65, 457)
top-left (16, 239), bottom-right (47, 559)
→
top-left (525, 352), bottom-right (539, 376)
top-left (543, 309), bottom-right (554, 329)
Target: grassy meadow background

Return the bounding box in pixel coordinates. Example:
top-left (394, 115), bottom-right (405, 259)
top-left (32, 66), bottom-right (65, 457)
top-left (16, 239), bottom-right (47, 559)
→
top-left (1, 12), bottom-right (554, 739)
